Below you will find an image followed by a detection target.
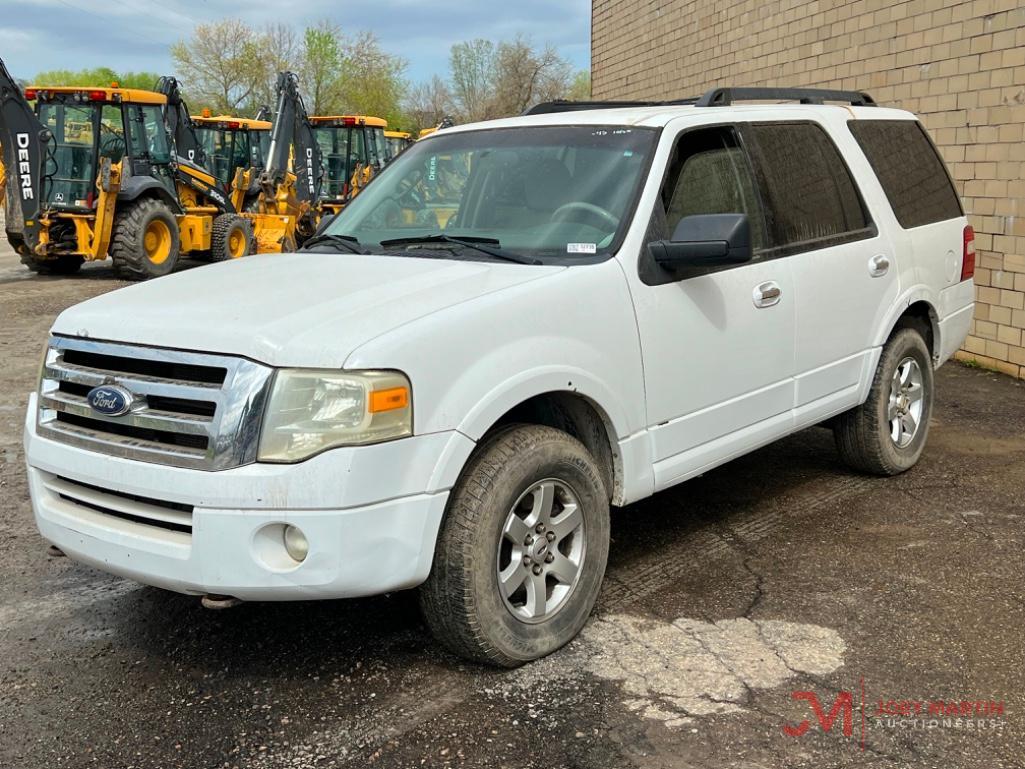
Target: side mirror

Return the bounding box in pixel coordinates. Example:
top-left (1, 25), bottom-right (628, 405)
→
top-left (648, 213), bottom-right (752, 272)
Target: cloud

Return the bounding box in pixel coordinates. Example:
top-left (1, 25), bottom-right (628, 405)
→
top-left (0, 0), bottom-right (591, 82)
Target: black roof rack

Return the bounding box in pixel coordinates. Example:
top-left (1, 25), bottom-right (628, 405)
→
top-left (695, 87), bottom-right (876, 107)
top-left (523, 87), bottom-right (875, 115)
top-left (523, 97), bottom-right (698, 115)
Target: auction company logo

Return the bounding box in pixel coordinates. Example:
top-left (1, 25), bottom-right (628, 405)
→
top-left (783, 679), bottom-right (1006, 750)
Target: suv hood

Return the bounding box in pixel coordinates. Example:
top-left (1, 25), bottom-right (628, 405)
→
top-left (51, 253), bottom-right (562, 367)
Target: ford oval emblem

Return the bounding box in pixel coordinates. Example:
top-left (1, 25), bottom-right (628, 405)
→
top-left (86, 384), bottom-right (134, 417)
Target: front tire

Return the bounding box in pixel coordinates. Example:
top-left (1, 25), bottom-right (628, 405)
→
top-left (420, 425), bottom-right (610, 667)
top-left (210, 214), bottom-right (253, 261)
top-left (110, 198), bottom-right (180, 280)
top-left (20, 252), bottom-right (84, 275)
top-left (834, 326), bottom-right (934, 475)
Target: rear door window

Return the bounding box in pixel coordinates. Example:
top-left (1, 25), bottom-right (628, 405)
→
top-left (744, 122), bottom-right (872, 253)
top-left (848, 120), bottom-right (962, 229)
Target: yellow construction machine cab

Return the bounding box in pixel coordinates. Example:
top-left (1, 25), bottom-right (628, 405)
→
top-left (3, 78), bottom-right (252, 277)
top-left (310, 114), bottom-right (388, 213)
top-left (383, 130), bottom-right (412, 163)
top-left (192, 112), bottom-right (271, 192)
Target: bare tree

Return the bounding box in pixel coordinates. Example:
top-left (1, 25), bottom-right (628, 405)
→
top-left (405, 75), bottom-right (454, 132)
top-left (493, 36), bottom-right (572, 115)
top-left (171, 19), bottom-right (269, 113)
top-left (449, 39), bottom-right (497, 121)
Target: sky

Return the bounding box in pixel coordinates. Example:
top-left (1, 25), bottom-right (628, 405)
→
top-left (0, 0), bottom-right (592, 84)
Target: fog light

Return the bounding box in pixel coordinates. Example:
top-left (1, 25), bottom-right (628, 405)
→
top-left (283, 525), bottom-right (309, 562)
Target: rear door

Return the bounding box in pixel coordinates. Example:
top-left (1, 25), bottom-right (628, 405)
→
top-left (741, 119), bottom-right (895, 424)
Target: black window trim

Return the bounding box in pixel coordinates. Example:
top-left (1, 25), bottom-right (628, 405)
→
top-left (639, 119), bottom-right (879, 286)
top-left (846, 118), bottom-right (964, 230)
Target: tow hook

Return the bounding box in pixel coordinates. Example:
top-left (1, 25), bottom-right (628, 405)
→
top-left (201, 594), bottom-right (243, 610)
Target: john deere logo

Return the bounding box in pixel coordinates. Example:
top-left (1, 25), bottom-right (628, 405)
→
top-left (86, 384), bottom-right (133, 417)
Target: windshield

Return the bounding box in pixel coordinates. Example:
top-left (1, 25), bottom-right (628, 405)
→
top-left (323, 125), bottom-right (657, 262)
top-left (315, 126), bottom-right (365, 199)
top-left (38, 103), bottom-right (124, 208)
top-left (196, 127), bottom-right (253, 187)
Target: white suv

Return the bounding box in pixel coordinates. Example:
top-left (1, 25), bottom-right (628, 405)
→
top-left (24, 87), bottom-right (974, 666)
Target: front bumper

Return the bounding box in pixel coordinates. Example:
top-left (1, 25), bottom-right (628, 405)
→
top-left (25, 393), bottom-right (471, 600)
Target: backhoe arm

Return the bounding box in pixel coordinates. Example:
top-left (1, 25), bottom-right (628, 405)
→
top-left (263, 71), bottom-right (323, 205)
top-left (155, 75), bottom-right (205, 167)
top-left (0, 57), bottom-right (48, 249)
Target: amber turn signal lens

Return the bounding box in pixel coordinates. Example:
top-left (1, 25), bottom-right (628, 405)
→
top-left (369, 386), bottom-right (409, 413)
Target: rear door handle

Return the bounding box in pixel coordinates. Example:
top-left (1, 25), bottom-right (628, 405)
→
top-left (869, 254), bottom-right (890, 277)
top-left (752, 281), bottom-right (782, 308)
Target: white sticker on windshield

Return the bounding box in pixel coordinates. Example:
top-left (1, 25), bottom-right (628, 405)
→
top-left (567, 243), bottom-right (597, 254)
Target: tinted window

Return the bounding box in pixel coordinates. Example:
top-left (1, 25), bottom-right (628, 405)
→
top-left (848, 120), bottom-right (962, 229)
top-left (746, 122), bottom-right (869, 250)
top-left (657, 126), bottom-right (767, 251)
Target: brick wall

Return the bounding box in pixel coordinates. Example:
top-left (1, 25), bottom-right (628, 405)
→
top-left (592, 0), bottom-right (1025, 379)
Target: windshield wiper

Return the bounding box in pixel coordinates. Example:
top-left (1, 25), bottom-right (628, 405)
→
top-left (378, 234), bottom-right (542, 265)
top-left (300, 233), bottom-right (366, 254)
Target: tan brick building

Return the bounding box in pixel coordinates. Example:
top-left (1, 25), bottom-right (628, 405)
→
top-left (592, 0), bottom-right (1025, 379)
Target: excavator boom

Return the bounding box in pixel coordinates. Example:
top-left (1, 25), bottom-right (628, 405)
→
top-left (0, 57), bottom-right (48, 250)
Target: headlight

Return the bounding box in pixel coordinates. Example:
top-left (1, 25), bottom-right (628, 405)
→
top-left (258, 369), bottom-right (412, 462)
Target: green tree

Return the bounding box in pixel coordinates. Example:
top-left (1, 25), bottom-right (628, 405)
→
top-left (568, 70), bottom-right (591, 101)
top-left (31, 67), bottom-right (162, 90)
top-left (299, 21), bottom-right (345, 115)
top-left (337, 31), bottom-right (408, 124)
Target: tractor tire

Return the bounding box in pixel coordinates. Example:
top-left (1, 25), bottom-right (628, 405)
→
top-left (210, 214), bottom-right (254, 261)
top-left (19, 252), bottom-right (84, 275)
top-left (110, 198), bottom-right (180, 281)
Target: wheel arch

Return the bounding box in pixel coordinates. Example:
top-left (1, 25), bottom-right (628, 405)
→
top-left (876, 289), bottom-right (940, 363)
top-left (117, 177), bottom-right (183, 214)
top-left (449, 372), bottom-right (631, 505)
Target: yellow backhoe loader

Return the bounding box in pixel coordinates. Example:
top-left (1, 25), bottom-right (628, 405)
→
top-left (311, 114), bottom-right (388, 214)
top-left (0, 61), bottom-right (252, 278)
top-left (192, 111), bottom-right (271, 209)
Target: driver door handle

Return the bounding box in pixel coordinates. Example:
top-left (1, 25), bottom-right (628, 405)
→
top-left (753, 281), bottom-right (782, 308)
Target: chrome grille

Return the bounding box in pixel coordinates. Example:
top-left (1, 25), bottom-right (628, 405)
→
top-left (37, 336), bottom-right (274, 470)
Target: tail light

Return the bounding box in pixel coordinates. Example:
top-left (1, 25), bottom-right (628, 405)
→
top-left (24, 88), bottom-right (37, 100)
top-left (961, 225), bottom-right (975, 281)
top-left (88, 90), bottom-right (106, 101)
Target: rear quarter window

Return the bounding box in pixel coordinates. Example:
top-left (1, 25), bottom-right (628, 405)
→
top-left (847, 120), bottom-right (963, 229)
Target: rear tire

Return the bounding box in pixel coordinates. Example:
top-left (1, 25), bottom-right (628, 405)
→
top-left (20, 252), bottom-right (84, 274)
top-left (210, 214), bottom-right (253, 261)
top-left (110, 198), bottom-right (180, 280)
top-left (420, 424), bottom-right (610, 667)
top-left (834, 327), bottom-right (934, 476)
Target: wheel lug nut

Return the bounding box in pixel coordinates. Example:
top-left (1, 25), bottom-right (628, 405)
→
top-left (544, 553), bottom-right (554, 563)
top-left (546, 531), bottom-right (556, 542)
top-left (532, 564), bottom-right (543, 575)
top-left (523, 554), bottom-right (532, 565)
top-left (536, 523), bottom-right (545, 533)
top-left (524, 535), bottom-right (534, 546)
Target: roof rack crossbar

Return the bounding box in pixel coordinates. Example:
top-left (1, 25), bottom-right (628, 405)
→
top-left (694, 87), bottom-right (876, 107)
top-left (523, 88), bottom-right (876, 116)
top-left (523, 97), bottom-right (698, 116)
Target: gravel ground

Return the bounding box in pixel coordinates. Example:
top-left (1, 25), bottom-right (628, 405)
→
top-left (1, 239), bottom-right (1023, 769)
